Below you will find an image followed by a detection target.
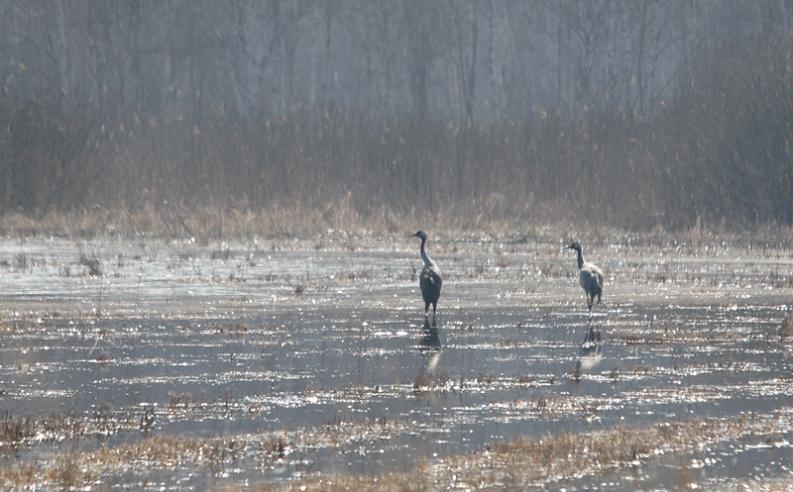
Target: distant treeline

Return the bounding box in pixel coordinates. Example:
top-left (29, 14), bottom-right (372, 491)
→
top-left (0, 1), bottom-right (792, 231)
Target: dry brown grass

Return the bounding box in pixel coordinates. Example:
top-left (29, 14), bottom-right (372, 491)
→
top-left (254, 464), bottom-right (432, 492)
top-left (0, 413), bottom-right (34, 452)
top-left (1, 407), bottom-right (790, 489)
top-left (263, 412), bottom-right (789, 491)
top-left (780, 315), bottom-right (793, 344)
top-left (434, 414), bottom-right (787, 489)
top-left (2, 205), bottom-right (793, 245)
top-left (0, 417), bottom-right (410, 488)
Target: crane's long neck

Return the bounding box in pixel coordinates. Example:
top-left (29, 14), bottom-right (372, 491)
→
top-left (576, 248), bottom-right (584, 270)
top-left (420, 238), bottom-right (433, 267)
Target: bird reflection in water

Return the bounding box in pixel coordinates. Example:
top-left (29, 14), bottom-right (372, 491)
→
top-left (420, 317), bottom-right (441, 352)
top-left (415, 318), bottom-right (443, 391)
top-left (574, 320), bottom-right (603, 382)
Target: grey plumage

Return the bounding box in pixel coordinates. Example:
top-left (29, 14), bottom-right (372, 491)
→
top-left (412, 230), bottom-right (442, 316)
top-left (567, 242), bottom-right (604, 311)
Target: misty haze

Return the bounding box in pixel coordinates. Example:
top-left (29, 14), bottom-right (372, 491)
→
top-left (0, 1), bottom-right (792, 490)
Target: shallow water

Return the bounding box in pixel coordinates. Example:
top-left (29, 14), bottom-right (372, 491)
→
top-left (0, 237), bottom-right (792, 489)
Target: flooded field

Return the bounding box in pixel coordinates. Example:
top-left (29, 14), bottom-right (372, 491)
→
top-left (0, 235), bottom-right (792, 489)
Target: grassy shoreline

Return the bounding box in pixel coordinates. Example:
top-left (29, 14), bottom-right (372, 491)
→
top-left (1, 206), bottom-right (793, 248)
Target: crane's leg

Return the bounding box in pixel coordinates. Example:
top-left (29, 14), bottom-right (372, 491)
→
top-left (424, 302), bottom-right (430, 316)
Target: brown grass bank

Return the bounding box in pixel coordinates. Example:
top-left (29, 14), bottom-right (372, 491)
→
top-left (2, 205), bottom-right (793, 251)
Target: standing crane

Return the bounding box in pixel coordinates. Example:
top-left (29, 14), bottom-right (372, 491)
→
top-left (412, 231), bottom-right (442, 318)
top-left (567, 242), bottom-right (604, 311)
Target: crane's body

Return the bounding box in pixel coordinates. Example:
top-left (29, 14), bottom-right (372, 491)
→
top-left (413, 231), bottom-right (442, 316)
top-left (568, 242), bottom-right (603, 310)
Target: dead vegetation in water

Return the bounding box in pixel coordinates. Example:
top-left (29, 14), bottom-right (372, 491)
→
top-left (0, 401), bottom-right (791, 489)
top-left (211, 322), bottom-right (250, 335)
top-left (413, 371), bottom-right (450, 391)
top-left (251, 465), bottom-right (433, 492)
top-left (730, 477), bottom-right (793, 491)
top-left (255, 411), bottom-right (791, 491)
top-left (780, 315), bottom-right (793, 345)
top-left (0, 409), bottom-right (139, 454)
top-left (0, 413), bottom-right (34, 453)
top-left (79, 252), bottom-right (103, 276)
top-left (0, 417), bottom-right (411, 488)
top-left (487, 395), bottom-right (598, 418)
top-left (612, 322), bottom-right (747, 346)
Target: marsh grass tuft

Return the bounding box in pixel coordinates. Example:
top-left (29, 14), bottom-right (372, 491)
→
top-left (13, 253), bottom-right (29, 271)
top-left (0, 412), bottom-right (34, 453)
top-left (79, 252), bottom-right (103, 276)
top-left (210, 244), bottom-right (233, 261)
top-left (780, 315), bottom-right (793, 345)
top-left (0, 411), bottom-right (789, 489)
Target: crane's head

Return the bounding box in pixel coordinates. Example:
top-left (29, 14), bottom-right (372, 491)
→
top-left (567, 241), bottom-right (582, 253)
top-left (412, 230), bottom-right (428, 242)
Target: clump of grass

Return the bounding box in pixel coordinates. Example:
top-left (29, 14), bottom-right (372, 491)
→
top-left (572, 360), bottom-right (582, 383)
top-left (436, 413), bottom-right (780, 489)
top-left (539, 262), bottom-right (558, 277)
top-left (780, 314), bottom-right (793, 344)
top-left (0, 417), bottom-right (411, 488)
top-left (261, 464), bottom-right (432, 492)
top-left (0, 413), bottom-right (34, 453)
top-left (139, 405), bottom-right (156, 432)
top-left (346, 268), bottom-right (371, 281)
top-left (212, 322), bottom-right (250, 335)
top-left (294, 284), bottom-right (305, 296)
top-left (177, 250), bottom-right (196, 261)
top-left (476, 373), bottom-right (497, 384)
top-left (51, 451), bottom-right (89, 490)
top-left (414, 371), bottom-right (449, 391)
top-left (167, 393), bottom-right (193, 410)
top-left (210, 244), bottom-right (233, 261)
top-left (79, 252), bottom-right (103, 276)
top-left (38, 413), bottom-right (86, 441)
top-left (94, 402), bottom-right (116, 436)
top-left (262, 435), bottom-right (287, 459)
top-left (247, 412), bottom-right (790, 491)
top-left (13, 253), bottom-right (28, 271)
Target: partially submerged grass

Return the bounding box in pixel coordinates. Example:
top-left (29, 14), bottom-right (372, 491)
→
top-left (0, 417), bottom-right (411, 488)
top-left (780, 315), bottom-right (793, 345)
top-left (0, 413), bottom-right (34, 453)
top-left (253, 465), bottom-right (433, 492)
top-left (613, 324), bottom-right (745, 346)
top-left (79, 251), bottom-right (103, 276)
top-left (274, 411), bottom-right (791, 491)
top-left (1, 410), bottom-right (137, 453)
top-left (2, 409), bottom-right (790, 489)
